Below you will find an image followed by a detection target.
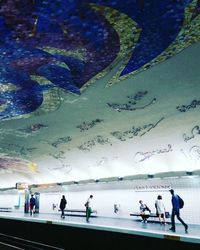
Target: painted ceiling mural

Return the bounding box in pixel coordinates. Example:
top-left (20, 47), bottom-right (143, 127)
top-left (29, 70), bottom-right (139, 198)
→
top-left (0, 0), bottom-right (200, 188)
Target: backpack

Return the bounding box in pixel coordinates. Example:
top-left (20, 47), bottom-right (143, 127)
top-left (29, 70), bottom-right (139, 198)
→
top-left (178, 195), bottom-right (184, 209)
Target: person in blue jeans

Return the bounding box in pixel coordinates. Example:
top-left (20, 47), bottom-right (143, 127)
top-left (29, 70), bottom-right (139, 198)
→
top-left (169, 189), bottom-right (188, 233)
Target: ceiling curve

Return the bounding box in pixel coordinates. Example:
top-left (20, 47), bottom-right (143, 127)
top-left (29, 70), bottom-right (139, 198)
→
top-left (0, 0), bottom-right (200, 188)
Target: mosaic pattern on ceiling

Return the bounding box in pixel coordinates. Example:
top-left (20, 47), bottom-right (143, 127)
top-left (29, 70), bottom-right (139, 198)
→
top-left (107, 90), bottom-right (157, 112)
top-left (188, 146), bottom-right (200, 161)
top-left (76, 119), bottom-right (104, 132)
top-left (134, 144), bottom-right (173, 163)
top-left (176, 98), bottom-right (200, 112)
top-left (47, 163), bottom-right (72, 174)
top-left (0, 156), bottom-right (38, 176)
top-left (0, 0), bottom-right (200, 120)
top-left (0, 89), bottom-right (199, 162)
top-left (45, 136), bottom-right (72, 148)
top-left (78, 135), bottom-right (112, 152)
top-left (0, 140), bottom-right (37, 158)
top-left (0, 92), bottom-right (198, 160)
top-left (183, 125), bottom-right (200, 142)
top-left (52, 95), bottom-right (200, 154)
top-left (111, 117), bottom-right (165, 141)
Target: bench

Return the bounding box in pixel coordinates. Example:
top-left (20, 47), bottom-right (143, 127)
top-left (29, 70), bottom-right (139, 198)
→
top-left (0, 207), bottom-right (12, 212)
top-left (58, 209), bottom-right (97, 217)
top-left (130, 211), bottom-right (170, 222)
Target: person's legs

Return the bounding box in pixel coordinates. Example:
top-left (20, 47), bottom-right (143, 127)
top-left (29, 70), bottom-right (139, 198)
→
top-left (160, 213), bottom-right (166, 224)
top-left (87, 207), bottom-right (92, 222)
top-left (177, 213), bottom-right (188, 232)
top-left (145, 214), bottom-right (149, 222)
top-left (61, 209), bottom-right (65, 218)
top-left (169, 210), bottom-right (176, 231)
top-left (86, 207), bottom-right (89, 222)
top-left (158, 214), bottom-right (162, 223)
top-left (162, 214), bottom-right (166, 224)
top-left (140, 214), bottom-right (145, 222)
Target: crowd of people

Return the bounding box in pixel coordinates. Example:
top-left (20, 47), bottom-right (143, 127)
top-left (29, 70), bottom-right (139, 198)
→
top-left (28, 188), bottom-right (188, 234)
top-left (139, 189), bottom-right (188, 233)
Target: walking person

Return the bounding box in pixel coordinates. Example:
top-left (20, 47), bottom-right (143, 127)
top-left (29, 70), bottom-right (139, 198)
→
top-left (59, 195), bottom-right (67, 219)
top-left (85, 195), bottom-right (93, 222)
top-left (155, 195), bottom-right (166, 224)
top-left (169, 189), bottom-right (188, 233)
top-left (29, 194), bottom-right (36, 216)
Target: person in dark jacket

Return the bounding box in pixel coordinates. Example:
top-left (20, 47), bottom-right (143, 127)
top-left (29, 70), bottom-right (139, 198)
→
top-left (29, 194), bottom-right (36, 216)
top-left (169, 189), bottom-right (188, 233)
top-left (59, 195), bottom-right (67, 219)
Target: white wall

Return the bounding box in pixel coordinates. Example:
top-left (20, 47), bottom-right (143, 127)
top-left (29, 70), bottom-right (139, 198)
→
top-left (0, 175), bottom-right (200, 225)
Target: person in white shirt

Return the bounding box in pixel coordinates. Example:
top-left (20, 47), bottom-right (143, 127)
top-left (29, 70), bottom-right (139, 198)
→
top-left (85, 195), bottom-right (93, 222)
top-left (155, 195), bottom-right (166, 224)
top-left (139, 200), bottom-right (151, 223)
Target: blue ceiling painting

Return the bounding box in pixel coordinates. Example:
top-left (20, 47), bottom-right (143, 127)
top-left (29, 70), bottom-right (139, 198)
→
top-left (0, 0), bottom-right (199, 120)
top-left (0, 0), bottom-right (200, 188)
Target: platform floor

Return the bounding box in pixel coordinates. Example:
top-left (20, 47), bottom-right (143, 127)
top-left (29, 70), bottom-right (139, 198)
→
top-left (0, 211), bottom-right (199, 245)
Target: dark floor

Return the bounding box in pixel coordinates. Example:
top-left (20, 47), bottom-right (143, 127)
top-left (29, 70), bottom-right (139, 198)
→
top-left (0, 211), bottom-right (199, 249)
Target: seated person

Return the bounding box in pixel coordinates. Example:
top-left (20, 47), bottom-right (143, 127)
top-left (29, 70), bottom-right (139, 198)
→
top-left (139, 200), bottom-right (151, 223)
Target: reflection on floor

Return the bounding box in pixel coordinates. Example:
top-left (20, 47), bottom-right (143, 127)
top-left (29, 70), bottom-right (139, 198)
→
top-left (0, 211), bottom-right (199, 245)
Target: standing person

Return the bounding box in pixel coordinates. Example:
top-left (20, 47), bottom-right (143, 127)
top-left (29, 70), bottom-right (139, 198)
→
top-left (29, 194), bottom-right (36, 216)
top-left (85, 195), bottom-right (93, 222)
top-left (169, 189), bottom-right (188, 233)
top-left (59, 195), bottom-right (67, 219)
top-left (52, 203), bottom-right (56, 210)
top-left (139, 200), bottom-right (151, 223)
top-left (155, 195), bottom-right (166, 224)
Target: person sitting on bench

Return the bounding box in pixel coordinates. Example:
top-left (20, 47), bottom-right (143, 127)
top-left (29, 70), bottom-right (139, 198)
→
top-left (139, 200), bottom-right (151, 223)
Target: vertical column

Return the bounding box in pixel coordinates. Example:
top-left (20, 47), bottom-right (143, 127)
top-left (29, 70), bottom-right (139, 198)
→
top-left (24, 188), bottom-right (30, 213)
